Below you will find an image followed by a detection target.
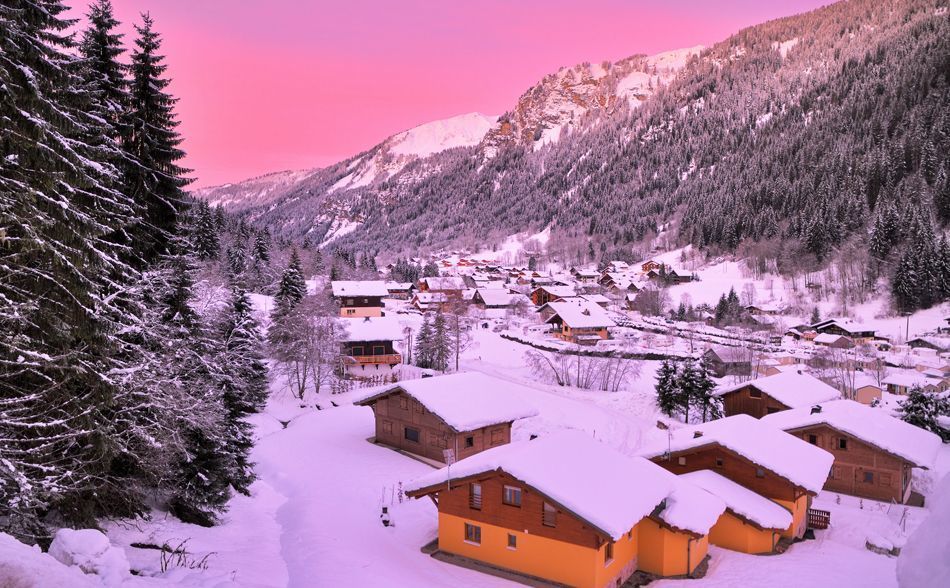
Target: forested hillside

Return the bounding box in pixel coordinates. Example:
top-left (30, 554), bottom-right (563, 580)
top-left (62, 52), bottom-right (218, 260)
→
top-left (221, 0), bottom-right (949, 313)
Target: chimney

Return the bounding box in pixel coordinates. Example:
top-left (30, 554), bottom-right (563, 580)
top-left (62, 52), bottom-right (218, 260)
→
top-left (693, 431), bottom-right (704, 438)
top-left (810, 405), bottom-right (822, 414)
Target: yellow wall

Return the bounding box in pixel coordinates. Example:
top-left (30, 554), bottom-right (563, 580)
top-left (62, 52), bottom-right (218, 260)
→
top-left (637, 519), bottom-right (708, 577)
top-left (707, 512), bottom-right (778, 554)
top-left (340, 306), bottom-right (382, 318)
top-left (774, 495), bottom-right (809, 539)
top-left (437, 513), bottom-right (639, 588)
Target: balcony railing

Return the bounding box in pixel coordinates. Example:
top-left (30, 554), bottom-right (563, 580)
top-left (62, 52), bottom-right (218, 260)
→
top-left (344, 353), bottom-right (402, 366)
top-left (807, 508), bottom-right (831, 530)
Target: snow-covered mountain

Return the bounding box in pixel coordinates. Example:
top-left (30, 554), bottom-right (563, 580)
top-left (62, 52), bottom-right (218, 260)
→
top-left (194, 46), bottom-right (700, 234)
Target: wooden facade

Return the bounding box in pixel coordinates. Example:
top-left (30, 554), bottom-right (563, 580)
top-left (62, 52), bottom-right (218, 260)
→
top-left (338, 295), bottom-right (384, 318)
top-left (341, 340), bottom-right (401, 378)
top-left (702, 349), bottom-right (752, 378)
top-left (786, 424), bottom-right (913, 503)
top-left (719, 386), bottom-right (790, 419)
top-left (361, 390), bottom-right (512, 463)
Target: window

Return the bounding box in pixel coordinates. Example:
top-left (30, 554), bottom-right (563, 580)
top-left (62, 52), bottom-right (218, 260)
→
top-left (345, 308), bottom-right (356, 316)
top-left (604, 541), bottom-right (614, 565)
top-left (838, 438), bottom-right (848, 450)
top-left (543, 502), bottom-right (557, 527)
top-left (755, 468), bottom-right (765, 478)
top-left (399, 396), bottom-right (409, 410)
top-left (863, 471), bottom-right (874, 484)
top-left (503, 485), bottom-right (522, 507)
top-left (677, 456), bottom-right (687, 466)
top-left (404, 427), bottom-right (420, 443)
top-left (464, 523), bottom-right (481, 545)
top-left (808, 434), bottom-right (818, 445)
top-left (351, 346), bottom-right (364, 356)
top-left (715, 458), bottom-right (724, 468)
top-left (507, 534), bottom-right (517, 550)
top-left (382, 421), bottom-right (393, 434)
top-left (373, 345), bottom-right (385, 355)
top-left (749, 388), bottom-right (762, 399)
top-left (464, 436), bottom-right (474, 448)
top-left (470, 483), bottom-right (482, 510)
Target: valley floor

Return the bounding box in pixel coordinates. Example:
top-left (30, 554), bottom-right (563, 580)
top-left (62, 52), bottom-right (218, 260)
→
top-left (98, 325), bottom-right (949, 587)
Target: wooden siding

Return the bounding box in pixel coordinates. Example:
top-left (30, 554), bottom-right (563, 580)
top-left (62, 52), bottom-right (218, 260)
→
top-left (788, 424), bottom-right (913, 503)
top-left (368, 391), bottom-right (511, 463)
top-left (436, 471), bottom-right (611, 549)
top-left (650, 443), bottom-right (805, 502)
top-left (720, 387), bottom-right (790, 419)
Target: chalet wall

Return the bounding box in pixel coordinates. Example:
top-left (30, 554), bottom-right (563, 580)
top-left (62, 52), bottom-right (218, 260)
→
top-left (369, 391), bottom-right (510, 463)
top-left (721, 388), bottom-right (789, 419)
top-left (707, 512), bottom-right (779, 554)
top-left (789, 424), bottom-right (911, 503)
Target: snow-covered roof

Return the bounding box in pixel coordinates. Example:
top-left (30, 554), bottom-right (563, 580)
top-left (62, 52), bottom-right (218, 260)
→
top-left (331, 280), bottom-right (389, 297)
top-left (343, 317), bottom-right (404, 342)
top-left (531, 285), bottom-right (576, 298)
top-left (423, 276), bottom-right (467, 290)
top-left (761, 400), bottom-right (942, 469)
top-left (384, 281), bottom-right (414, 291)
top-left (716, 371), bottom-right (841, 408)
top-left (882, 371), bottom-right (940, 388)
top-left (352, 372), bottom-right (538, 432)
top-left (639, 414), bottom-right (834, 494)
top-left (814, 333), bottom-right (850, 344)
top-left (656, 478), bottom-right (726, 536)
top-left (678, 470), bottom-right (792, 530)
top-left (581, 294), bottom-right (610, 304)
top-left (474, 289), bottom-right (516, 307)
top-left (544, 299), bottom-right (614, 329)
top-left (405, 432), bottom-right (674, 541)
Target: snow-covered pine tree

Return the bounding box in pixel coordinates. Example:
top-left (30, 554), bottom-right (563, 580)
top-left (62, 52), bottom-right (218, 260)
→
top-left (898, 386), bottom-right (950, 442)
top-left (0, 0), bottom-right (138, 538)
top-left (654, 360), bottom-right (679, 418)
top-left (218, 287), bottom-right (269, 494)
top-left (79, 0), bottom-right (127, 133)
top-left (272, 248), bottom-right (307, 319)
top-left (693, 360), bottom-right (722, 423)
top-left (414, 313), bottom-right (434, 369)
top-left (676, 359), bottom-right (700, 423)
top-left (431, 309), bottom-right (451, 372)
top-left (192, 201), bottom-right (220, 260)
top-left (123, 13), bottom-right (191, 264)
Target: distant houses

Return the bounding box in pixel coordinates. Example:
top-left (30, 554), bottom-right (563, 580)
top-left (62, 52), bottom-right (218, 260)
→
top-left (762, 400), bottom-right (941, 504)
top-left (340, 317), bottom-right (403, 379)
top-left (530, 285), bottom-right (576, 307)
top-left (702, 346), bottom-right (752, 378)
top-left (542, 298), bottom-right (614, 345)
top-left (715, 371), bottom-right (841, 419)
top-left (352, 372), bottom-right (538, 464)
top-left (331, 280), bottom-right (389, 318)
top-left (405, 432), bottom-right (726, 587)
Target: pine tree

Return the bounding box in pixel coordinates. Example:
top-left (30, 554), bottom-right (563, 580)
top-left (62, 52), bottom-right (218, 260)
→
top-left (123, 13), bottom-right (191, 263)
top-left (898, 387), bottom-right (950, 442)
top-left (0, 0), bottom-right (138, 537)
top-left (79, 0), bottom-right (127, 133)
top-left (655, 361), bottom-right (680, 418)
top-left (272, 249), bottom-right (307, 318)
top-left (432, 309), bottom-right (451, 372)
top-left (693, 360), bottom-right (722, 423)
top-left (253, 230), bottom-right (270, 265)
top-left (676, 359), bottom-right (700, 423)
top-left (193, 201), bottom-right (220, 260)
top-left (415, 314), bottom-right (434, 369)
top-left (810, 307), bottom-right (821, 324)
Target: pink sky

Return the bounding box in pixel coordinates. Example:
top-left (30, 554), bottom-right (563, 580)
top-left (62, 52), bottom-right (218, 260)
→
top-left (65, 1), bottom-right (830, 188)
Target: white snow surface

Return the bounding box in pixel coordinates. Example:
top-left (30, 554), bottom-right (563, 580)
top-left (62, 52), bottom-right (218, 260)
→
top-left (716, 371), bottom-right (841, 408)
top-left (761, 400), bottom-right (943, 469)
top-left (390, 112), bottom-right (498, 157)
top-left (543, 298), bottom-right (614, 328)
top-left (405, 431), bottom-right (674, 540)
top-left (0, 532), bottom-right (99, 587)
top-left (639, 414), bottom-right (835, 494)
top-left (48, 529), bottom-right (131, 586)
top-left (353, 371), bottom-right (540, 432)
top-left (897, 473), bottom-right (950, 588)
top-left (342, 316), bottom-right (404, 342)
top-left (658, 477), bottom-right (727, 536)
top-left (678, 470), bottom-right (793, 530)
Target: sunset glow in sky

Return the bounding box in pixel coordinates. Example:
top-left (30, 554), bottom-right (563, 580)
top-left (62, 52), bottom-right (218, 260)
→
top-left (66, 1), bottom-right (831, 187)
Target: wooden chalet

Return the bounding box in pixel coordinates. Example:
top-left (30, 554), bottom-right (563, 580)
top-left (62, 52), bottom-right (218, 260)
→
top-left (813, 333), bottom-right (854, 349)
top-left (352, 372), bottom-right (538, 464)
top-left (640, 415), bottom-right (834, 540)
top-left (543, 299), bottom-right (614, 345)
top-left (702, 346), bottom-right (752, 378)
top-left (331, 280), bottom-right (389, 318)
top-left (340, 317), bottom-right (403, 379)
top-left (418, 276), bottom-right (471, 296)
top-left (384, 281), bottom-right (415, 300)
top-left (763, 400), bottom-right (942, 504)
top-left (405, 432), bottom-right (722, 588)
top-left (715, 371), bottom-right (841, 419)
top-left (529, 285), bottom-right (575, 307)
top-left (810, 319), bottom-right (876, 344)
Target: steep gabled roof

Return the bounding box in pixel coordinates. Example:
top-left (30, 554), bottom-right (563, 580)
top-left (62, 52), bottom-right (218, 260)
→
top-left (352, 372), bottom-right (538, 432)
top-left (678, 470), bottom-right (792, 531)
top-left (543, 299), bottom-right (614, 329)
top-left (331, 280), bottom-right (389, 298)
top-left (405, 432), bottom-right (674, 541)
top-left (716, 371), bottom-right (841, 408)
top-left (639, 414), bottom-right (834, 494)
top-left (761, 400), bottom-right (942, 469)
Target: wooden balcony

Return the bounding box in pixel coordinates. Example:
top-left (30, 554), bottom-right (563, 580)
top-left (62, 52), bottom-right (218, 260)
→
top-left (344, 353), bottom-right (402, 366)
top-left (807, 508), bottom-right (830, 530)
